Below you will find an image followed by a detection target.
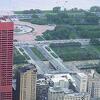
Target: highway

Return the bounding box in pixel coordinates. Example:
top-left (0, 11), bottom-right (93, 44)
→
top-left (21, 46), bottom-right (45, 74)
top-left (14, 38), bottom-right (90, 74)
top-left (16, 44), bottom-right (75, 74)
top-left (35, 44), bottom-right (74, 73)
top-left (18, 45), bottom-right (62, 74)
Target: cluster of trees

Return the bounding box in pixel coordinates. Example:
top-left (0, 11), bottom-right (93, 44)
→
top-left (41, 24), bottom-right (100, 40)
top-left (17, 6), bottom-right (100, 25)
top-left (50, 42), bottom-right (81, 48)
top-left (16, 6), bottom-right (100, 39)
top-left (90, 6), bottom-right (100, 12)
top-left (43, 25), bottom-right (73, 40)
top-left (46, 11), bottom-right (99, 25)
top-left (75, 25), bottom-right (100, 38)
top-left (14, 55), bottom-right (27, 64)
top-left (53, 7), bottom-right (61, 13)
top-left (90, 38), bottom-right (100, 45)
top-left (15, 9), bottom-right (42, 14)
top-left (30, 19), bottom-right (47, 25)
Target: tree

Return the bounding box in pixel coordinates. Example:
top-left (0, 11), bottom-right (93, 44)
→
top-left (84, 12), bottom-right (99, 24)
top-left (32, 14), bottom-right (38, 18)
top-left (90, 38), bottom-right (100, 45)
top-left (33, 9), bottom-right (42, 13)
top-left (53, 7), bottom-right (61, 13)
top-left (46, 11), bottom-right (69, 24)
top-left (70, 8), bottom-right (78, 12)
top-left (90, 6), bottom-right (100, 12)
top-left (43, 25), bottom-right (73, 40)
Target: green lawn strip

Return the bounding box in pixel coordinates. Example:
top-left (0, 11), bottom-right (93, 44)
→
top-left (19, 48), bottom-right (30, 60)
top-left (51, 52), bottom-right (58, 58)
top-left (31, 47), bottom-right (46, 61)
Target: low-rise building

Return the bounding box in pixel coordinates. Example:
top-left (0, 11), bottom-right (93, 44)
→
top-left (46, 74), bottom-right (73, 88)
top-left (36, 79), bottom-right (49, 100)
top-left (64, 92), bottom-right (90, 100)
top-left (48, 87), bottom-right (65, 100)
top-left (48, 87), bottom-right (90, 100)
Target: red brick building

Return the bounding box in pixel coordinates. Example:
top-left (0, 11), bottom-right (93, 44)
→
top-left (0, 17), bottom-right (14, 100)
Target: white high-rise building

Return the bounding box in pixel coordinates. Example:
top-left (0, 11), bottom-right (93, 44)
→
top-left (47, 74), bottom-right (74, 88)
top-left (16, 64), bottom-right (37, 100)
top-left (87, 70), bottom-right (100, 99)
top-left (74, 73), bottom-right (88, 92)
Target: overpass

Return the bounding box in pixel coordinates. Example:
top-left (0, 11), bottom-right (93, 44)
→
top-left (34, 44), bottom-right (74, 73)
top-left (15, 42), bottom-right (76, 74)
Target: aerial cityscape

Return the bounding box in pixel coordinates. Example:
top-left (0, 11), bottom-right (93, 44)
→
top-left (0, 0), bottom-right (100, 100)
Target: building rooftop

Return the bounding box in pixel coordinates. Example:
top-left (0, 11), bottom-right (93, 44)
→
top-left (51, 74), bottom-right (68, 83)
top-left (49, 86), bottom-right (89, 96)
top-left (77, 72), bottom-right (87, 78)
top-left (37, 78), bottom-right (48, 86)
top-left (45, 74), bottom-right (74, 83)
top-left (19, 64), bottom-right (37, 73)
top-left (0, 16), bottom-right (12, 22)
top-left (49, 86), bottom-right (64, 93)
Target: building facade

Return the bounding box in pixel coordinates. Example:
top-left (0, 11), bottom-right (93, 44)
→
top-left (0, 17), bottom-right (14, 100)
top-left (74, 73), bottom-right (88, 92)
top-left (48, 87), bottom-right (90, 100)
top-left (36, 79), bottom-right (49, 100)
top-left (64, 92), bottom-right (90, 100)
top-left (87, 71), bottom-right (100, 99)
top-left (16, 64), bottom-right (37, 100)
top-left (48, 87), bottom-right (64, 100)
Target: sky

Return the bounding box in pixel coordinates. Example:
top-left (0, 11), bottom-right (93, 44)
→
top-left (1, 0), bottom-right (100, 10)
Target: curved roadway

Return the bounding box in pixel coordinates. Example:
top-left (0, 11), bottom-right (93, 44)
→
top-left (14, 21), bottom-right (55, 42)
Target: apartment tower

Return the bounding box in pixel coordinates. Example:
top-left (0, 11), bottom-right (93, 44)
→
top-left (16, 64), bottom-right (37, 100)
top-left (0, 16), bottom-right (14, 100)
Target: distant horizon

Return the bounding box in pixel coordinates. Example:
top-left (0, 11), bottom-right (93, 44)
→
top-left (1, 0), bottom-right (100, 11)
top-left (6, 5), bottom-right (100, 11)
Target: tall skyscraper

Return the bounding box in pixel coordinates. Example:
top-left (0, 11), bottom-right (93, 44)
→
top-left (0, 16), bottom-right (14, 100)
top-left (16, 64), bottom-right (37, 100)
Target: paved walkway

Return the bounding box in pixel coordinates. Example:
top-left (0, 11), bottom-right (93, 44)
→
top-left (14, 21), bottom-right (55, 42)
